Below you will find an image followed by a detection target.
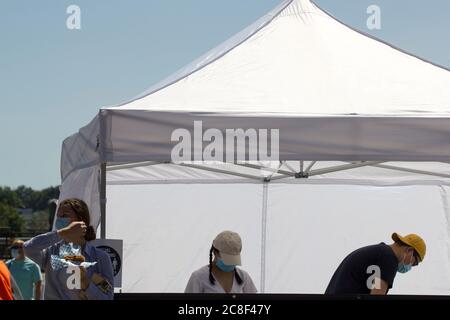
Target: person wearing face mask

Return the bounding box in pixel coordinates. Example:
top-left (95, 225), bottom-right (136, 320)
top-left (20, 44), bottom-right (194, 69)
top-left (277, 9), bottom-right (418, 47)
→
top-left (185, 230), bottom-right (257, 293)
top-left (23, 198), bottom-right (114, 300)
top-left (325, 232), bottom-right (426, 295)
top-left (6, 240), bottom-right (42, 300)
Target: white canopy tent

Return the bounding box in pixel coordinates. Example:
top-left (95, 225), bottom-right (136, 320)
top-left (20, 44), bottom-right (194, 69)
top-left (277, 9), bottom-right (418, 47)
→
top-left (59, 0), bottom-right (450, 294)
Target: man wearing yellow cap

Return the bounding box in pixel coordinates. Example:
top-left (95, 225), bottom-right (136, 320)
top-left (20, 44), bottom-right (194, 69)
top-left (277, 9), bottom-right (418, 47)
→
top-left (325, 233), bottom-right (426, 295)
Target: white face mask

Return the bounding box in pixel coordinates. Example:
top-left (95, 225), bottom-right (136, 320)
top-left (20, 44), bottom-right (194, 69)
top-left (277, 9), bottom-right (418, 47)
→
top-left (11, 248), bottom-right (20, 259)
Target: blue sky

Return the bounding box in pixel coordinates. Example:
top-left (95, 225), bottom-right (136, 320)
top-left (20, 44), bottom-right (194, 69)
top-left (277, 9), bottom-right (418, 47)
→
top-left (1, 0), bottom-right (449, 189)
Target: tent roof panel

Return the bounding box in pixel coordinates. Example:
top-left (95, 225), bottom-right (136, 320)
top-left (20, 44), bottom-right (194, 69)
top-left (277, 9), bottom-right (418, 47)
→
top-left (111, 0), bottom-right (450, 115)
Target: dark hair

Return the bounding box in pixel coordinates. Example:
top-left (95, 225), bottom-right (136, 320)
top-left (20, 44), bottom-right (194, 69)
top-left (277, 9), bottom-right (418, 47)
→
top-left (208, 246), bottom-right (243, 286)
top-left (396, 240), bottom-right (414, 251)
top-left (395, 240), bottom-right (408, 247)
top-left (59, 198), bottom-right (96, 241)
top-left (209, 246), bottom-right (215, 285)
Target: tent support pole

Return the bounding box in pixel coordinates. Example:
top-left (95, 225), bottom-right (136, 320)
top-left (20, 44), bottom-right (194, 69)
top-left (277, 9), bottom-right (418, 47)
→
top-left (307, 161), bottom-right (384, 177)
top-left (282, 161), bottom-right (297, 173)
top-left (304, 161), bottom-right (316, 174)
top-left (260, 181), bottom-right (269, 293)
top-left (236, 163), bottom-right (295, 177)
top-left (371, 164), bottom-right (450, 179)
top-left (107, 161), bottom-right (164, 172)
top-left (343, 162), bottom-right (450, 179)
top-left (100, 162), bottom-right (107, 239)
top-left (178, 163), bottom-right (262, 180)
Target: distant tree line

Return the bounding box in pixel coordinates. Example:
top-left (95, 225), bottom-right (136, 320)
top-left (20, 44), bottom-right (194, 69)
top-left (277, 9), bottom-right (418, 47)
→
top-left (0, 186), bottom-right (60, 235)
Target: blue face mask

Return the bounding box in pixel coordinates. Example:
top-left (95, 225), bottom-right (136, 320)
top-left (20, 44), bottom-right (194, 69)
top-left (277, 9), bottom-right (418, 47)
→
top-left (11, 248), bottom-right (19, 259)
top-left (398, 250), bottom-right (414, 273)
top-left (397, 263), bottom-right (412, 273)
top-left (216, 259), bottom-right (236, 273)
top-left (55, 217), bottom-right (72, 230)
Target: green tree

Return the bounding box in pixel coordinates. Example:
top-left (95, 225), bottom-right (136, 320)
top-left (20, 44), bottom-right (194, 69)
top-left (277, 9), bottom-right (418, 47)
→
top-left (34, 186), bottom-right (60, 211)
top-left (0, 203), bottom-right (25, 234)
top-left (15, 185), bottom-right (36, 209)
top-left (0, 187), bottom-right (23, 208)
top-left (15, 185), bottom-right (59, 211)
top-left (27, 210), bottom-right (50, 232)
top-left (0, 185), bottom-right (59, 235)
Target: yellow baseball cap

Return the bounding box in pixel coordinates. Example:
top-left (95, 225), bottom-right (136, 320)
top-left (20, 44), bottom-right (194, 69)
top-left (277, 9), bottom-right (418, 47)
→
top-left (392, 232), bottom-right (426, 262)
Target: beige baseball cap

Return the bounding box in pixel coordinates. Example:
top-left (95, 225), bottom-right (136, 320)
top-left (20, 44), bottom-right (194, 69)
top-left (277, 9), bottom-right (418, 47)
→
top-left (212, 231), bottom-right (242, 266)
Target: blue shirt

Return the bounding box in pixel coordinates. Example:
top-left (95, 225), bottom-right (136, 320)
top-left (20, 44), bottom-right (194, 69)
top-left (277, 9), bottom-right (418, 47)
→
top-left (24, 231), bottom-right (114, 300)
top-left (6, 257), bottom-right (41, 300)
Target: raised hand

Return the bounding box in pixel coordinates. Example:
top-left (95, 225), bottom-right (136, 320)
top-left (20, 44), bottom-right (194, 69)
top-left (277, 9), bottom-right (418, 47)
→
top-left (58, 221), bottom-right (87, 243)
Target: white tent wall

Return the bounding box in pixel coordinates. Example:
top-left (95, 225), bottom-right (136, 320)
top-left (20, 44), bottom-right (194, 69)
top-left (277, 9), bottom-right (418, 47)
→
top-left (104, 176), bottom-right (450, 295)
top-left (58, 165), bottom-right (101, 230)
top-left (105, 183), bottom-right (263, 293)
top-left (265, 183), bottom-right (450, 295)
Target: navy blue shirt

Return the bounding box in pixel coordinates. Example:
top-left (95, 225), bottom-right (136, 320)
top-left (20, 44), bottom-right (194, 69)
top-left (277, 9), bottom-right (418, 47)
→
top-left (325, 243), bottom-right (398, 294)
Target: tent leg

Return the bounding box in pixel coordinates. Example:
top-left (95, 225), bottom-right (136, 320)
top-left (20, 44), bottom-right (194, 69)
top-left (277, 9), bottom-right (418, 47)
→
top-left (260, 182), bottom-right (269, 293)
top-left (100, 162), bottom-right (107, 239)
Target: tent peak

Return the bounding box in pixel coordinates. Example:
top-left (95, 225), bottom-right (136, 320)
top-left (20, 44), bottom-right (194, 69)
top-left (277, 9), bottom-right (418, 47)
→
top-left (109, 0), bottom-right (450, 115)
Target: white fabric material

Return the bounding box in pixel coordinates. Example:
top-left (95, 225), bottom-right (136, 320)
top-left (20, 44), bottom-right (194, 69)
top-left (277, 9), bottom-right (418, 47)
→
top-left (106, 161), bottom-right (450, 184)
top-left (265, 183), bottom-right (450, 295)
top-left (58, 0), bottom-right (450, 294)
top-left (115, 0), bottom-right (450, 114)
top-left (95, 111), bottom-right (450, 163)
top-left (106, 184), bottom-right (263, 293)
top-left (184, 266), bottom-right (257, 293)
top-left (60, 0), bottom-right (450, 178)
top-left (61, 115), bottom-right (100, 181)
top-left (58, 165), bottom-right (101, 230)
top-left (106, 181), bottom-right (450, 295)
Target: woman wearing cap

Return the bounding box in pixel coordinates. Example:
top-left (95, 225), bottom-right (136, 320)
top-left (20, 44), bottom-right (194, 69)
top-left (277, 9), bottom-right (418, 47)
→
top-left (185, 230), bottom-right (257, 293)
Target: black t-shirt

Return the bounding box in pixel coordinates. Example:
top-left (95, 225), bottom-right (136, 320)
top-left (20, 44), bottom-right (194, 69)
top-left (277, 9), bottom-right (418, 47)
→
top-left (325, 243), bottom-right (398, 294)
